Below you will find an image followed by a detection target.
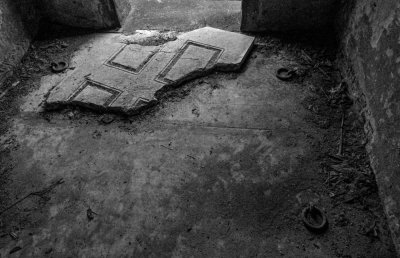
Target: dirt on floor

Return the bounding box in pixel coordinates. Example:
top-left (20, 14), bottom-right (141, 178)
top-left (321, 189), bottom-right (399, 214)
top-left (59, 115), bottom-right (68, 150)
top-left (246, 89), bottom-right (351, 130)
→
top-left (0, 23), bottom-right (397, 257)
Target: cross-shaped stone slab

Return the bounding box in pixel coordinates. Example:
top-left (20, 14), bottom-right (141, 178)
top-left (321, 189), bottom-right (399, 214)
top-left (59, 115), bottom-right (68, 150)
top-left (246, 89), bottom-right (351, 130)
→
top-left (45, 27), bottom-right (255, 114)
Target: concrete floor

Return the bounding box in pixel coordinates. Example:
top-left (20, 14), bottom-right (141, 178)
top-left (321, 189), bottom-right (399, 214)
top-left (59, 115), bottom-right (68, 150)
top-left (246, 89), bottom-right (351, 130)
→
top-left (0, 30), bottom-right (396, 256)
top-left (0, 38), bottom-right (313, 256)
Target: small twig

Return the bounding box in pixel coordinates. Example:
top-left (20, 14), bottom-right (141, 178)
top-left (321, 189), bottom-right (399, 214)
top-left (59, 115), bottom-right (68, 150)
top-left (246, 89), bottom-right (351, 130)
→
top-left (338, 111), bottom-right (345, 156)
top-left (314, 64), bottom-right (330, 79)
top-left (323, 167), bottom-right (331, 186)
top-left (0, 179), bottom-right (64, 216)
top-left (301, 50), bottom-right (313, 63)
top-left (160, 145), bottom-right (173, 150)
top-left (186, 155), bottom-right (196, 160)
top-left (343, 195), bottom-right (359, 204)
top-left (332, 178), bottom-right (344, 188)
top-left (300, 50), bottom-right (330, 80)
top-left (331, 191), bottom-right (347, 199)
top-left (327, 154), bottom-right (344, 162)
top-left (319, 86), bottom-right (329, 99)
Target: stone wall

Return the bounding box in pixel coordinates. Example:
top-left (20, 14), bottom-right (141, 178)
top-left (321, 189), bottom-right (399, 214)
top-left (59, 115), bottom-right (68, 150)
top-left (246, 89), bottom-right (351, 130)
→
top-left (0, 0), bottom-right (40, 84)
top-left (241, 0), bottom-right (337, 32)
top-left (41, 0), bottom-right (120, 29)
top-left (338, 0), bottom-right (400, 252)
top-left (114, 0), bottom-right (132, 25)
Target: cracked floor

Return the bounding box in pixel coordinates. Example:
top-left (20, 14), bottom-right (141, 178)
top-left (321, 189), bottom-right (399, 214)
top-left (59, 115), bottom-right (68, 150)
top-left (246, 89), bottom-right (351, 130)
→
top-left (0, 19), bottom-right (397, 258)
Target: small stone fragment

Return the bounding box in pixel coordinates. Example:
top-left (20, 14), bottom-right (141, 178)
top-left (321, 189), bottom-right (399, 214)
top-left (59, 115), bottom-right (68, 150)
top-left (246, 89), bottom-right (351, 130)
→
top-left (87, 208), bottom-right (97, 221)
top-left (11, 81), bottom-right (20, 87)
top-left (100, 114), bottom-right (115, 124)
top-left (9, 232), bottom-right (18, 240)
top-left (60, 42), bottom-right (69, 48)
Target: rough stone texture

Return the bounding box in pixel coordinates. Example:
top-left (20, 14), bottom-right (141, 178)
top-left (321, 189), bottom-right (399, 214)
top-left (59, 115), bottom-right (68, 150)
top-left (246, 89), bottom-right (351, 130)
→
top-left (241, 0), bottom-right (337, 32)
top-left (0, 0), bottom-right (40, 85)
top-left (0, 38), bottom-right (372, 257)
top-left (41, 0), bottom-right (120, 29)
top-left (113, 0), bottom-right (131, 25)
top-left (120, 0), bottom-right (242, 33)
top-left (45, 27), bottom-right (255, 114)
top-left (338, 0), bottom-right (400, 252)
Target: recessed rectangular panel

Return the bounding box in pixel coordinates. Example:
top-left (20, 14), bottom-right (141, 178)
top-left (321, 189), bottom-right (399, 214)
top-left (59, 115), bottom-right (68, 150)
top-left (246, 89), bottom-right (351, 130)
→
top-left (156, 41), bottom-right (223, 84)
top-left (46, 27), bottom-right (254, 115)
top-left (105, 45), bottom-right (159, 74)
top-left (69, 80), bottom-right (122, 107)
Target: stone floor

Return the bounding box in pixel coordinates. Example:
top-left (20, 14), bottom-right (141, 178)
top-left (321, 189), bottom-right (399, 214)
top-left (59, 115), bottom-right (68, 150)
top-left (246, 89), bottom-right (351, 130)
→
top-left (0, 24), bottom-right (396, 256)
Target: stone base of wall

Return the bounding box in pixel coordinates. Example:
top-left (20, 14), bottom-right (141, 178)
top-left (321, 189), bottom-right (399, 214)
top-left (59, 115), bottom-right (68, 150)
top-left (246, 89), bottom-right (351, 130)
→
top-left (0, 0), bottom-right (40, 85)
top-left (337, 0), bottom-right (400, 253)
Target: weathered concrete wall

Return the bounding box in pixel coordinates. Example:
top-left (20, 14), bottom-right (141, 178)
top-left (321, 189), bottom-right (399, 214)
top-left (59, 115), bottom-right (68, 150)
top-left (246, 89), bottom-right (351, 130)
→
top-left (338, 0), bottom-right (400, 252)
top-left (41, 0), bottom-right (120, 29)
top-left (114, 0), bottom-right (132, 25)
top-left (241, 0), bottom-right (337, 32)
top-left (0, 0), bottom-right (40, 84)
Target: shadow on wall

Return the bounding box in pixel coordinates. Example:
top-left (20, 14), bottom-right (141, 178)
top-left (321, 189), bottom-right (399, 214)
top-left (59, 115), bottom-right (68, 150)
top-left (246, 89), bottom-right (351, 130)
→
top-left (0, 0), bottom-right (40, 85)
top-left (241, 0), bottom-right (338, 32)
top-left (40, 0), bottom-right (121, 29)
top-left (113, 0), bottom-right (132, 25)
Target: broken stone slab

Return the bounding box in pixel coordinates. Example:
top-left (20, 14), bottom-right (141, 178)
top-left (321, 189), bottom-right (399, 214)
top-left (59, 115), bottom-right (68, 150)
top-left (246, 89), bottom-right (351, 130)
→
top-left (118, 30), bottom-right (179, 46)
top-left (45, 27), bottom-right (255, 115)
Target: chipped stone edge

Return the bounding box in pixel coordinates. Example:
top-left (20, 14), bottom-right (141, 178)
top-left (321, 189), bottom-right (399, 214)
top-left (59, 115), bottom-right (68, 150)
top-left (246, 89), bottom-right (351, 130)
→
top-left (44, 37), bottom-right (255, 116)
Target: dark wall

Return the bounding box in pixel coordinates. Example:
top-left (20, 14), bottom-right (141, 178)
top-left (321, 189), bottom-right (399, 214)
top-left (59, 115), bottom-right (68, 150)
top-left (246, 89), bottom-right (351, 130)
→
top-left (338, 0), bottom-right (400, 252)
top-left (113, 0), bottom-right (132, 25)
top-left (41, 0), bottom-right (120, 29)
top-left (0, 0), bottom-right (40, 84)
top-left (241, 0), bottom-right (337, 32)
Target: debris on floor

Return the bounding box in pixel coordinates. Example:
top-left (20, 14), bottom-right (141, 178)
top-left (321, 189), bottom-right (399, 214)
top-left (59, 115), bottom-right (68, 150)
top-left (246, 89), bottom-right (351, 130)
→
top-left (276, 67), bottom-right (297, 81)
top-left (9, 246), bottom-right (22, 254)
top-left (100, 114), bottom-right (115, 124)
top-left (0, 178), bottom-right (64, 216)
top-left (50, 61), bottom-right (69, 73)
top-left (118, 30), bottom-right (179, 46)
top-left (0, 22), bottom-right (396, 257)
top-left (9, 231), bottom-right (18, 241)
top-left (86, 208), bottom-right (97, 221)
top-left (301, 205), bottom-right (329, 233)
